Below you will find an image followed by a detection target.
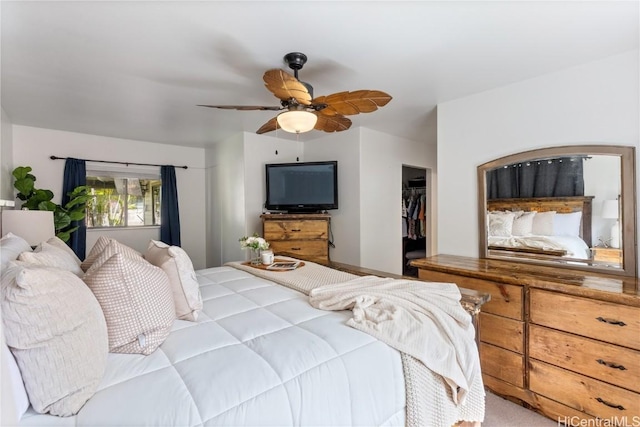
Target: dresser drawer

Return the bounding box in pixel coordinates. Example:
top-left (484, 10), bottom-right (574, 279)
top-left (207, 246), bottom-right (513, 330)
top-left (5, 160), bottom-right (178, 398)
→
top-left (530, 360), bottom-right (640, 419)
top-left (264, 220), bottom-right (328, 240)
top-left (269, 240), bottom-right (328, 261)
top-left (479, 312), bottom-right (524, 353)
top-left (529, 324), bottom-right (640, 393)
top-left (480, 342), bottom-right (524, 387)
top-left (530, 289), bottom-right (640, 351)
top-left (418, 270), bottom-right (523, 320)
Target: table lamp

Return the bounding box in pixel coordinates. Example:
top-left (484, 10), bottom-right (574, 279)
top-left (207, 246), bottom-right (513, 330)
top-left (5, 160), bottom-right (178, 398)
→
top-left (601, 199), bottom-right (620, 249)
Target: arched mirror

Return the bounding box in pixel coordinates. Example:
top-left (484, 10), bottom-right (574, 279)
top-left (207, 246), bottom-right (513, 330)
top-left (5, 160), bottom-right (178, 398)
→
top-left (478, 145), bottom-right (636, 277)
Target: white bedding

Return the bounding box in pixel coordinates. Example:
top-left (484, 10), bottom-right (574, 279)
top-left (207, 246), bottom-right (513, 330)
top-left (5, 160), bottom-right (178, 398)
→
top-left (17, 266), bottom-right (406, 426)
top-left (488, 234), bottom-right (591, 259)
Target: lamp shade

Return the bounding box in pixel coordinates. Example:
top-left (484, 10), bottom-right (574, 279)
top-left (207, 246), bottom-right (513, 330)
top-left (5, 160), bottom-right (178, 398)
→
top-left (601, 200), bottom-right (619, 219)
top-left (2, 210), bottom-right (55, 246)
top-left (276, 110), bottom-right (318, 134)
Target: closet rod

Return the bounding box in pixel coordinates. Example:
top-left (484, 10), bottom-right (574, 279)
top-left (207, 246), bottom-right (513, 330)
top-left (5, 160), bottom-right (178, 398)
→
top-left (50, 155), bottom-right (188, 169)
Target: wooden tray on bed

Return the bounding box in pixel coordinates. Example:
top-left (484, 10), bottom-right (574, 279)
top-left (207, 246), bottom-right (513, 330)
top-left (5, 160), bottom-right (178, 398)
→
top-left (241, 258), bottom-right (305, 271)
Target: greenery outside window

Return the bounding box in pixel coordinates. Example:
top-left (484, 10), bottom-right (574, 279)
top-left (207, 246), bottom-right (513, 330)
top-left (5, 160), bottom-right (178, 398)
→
top-left (86, 174), bottom-right (162, 228)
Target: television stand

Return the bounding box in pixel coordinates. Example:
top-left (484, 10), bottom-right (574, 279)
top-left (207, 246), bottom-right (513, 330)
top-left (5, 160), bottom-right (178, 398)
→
top-left (261, 213), bottom-right (330, 263)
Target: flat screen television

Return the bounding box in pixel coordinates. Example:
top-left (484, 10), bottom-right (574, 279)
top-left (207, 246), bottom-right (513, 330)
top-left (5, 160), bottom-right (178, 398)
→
top-left (265, 161), bottom-right (338, 213)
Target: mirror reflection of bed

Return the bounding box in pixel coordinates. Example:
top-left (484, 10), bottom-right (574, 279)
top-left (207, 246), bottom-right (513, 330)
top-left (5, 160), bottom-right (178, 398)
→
top-left (485, 196), bottom-right (609, 266)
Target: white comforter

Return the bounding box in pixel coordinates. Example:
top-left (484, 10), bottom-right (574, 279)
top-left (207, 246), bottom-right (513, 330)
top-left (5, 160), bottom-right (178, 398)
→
top-left (488, 234), bottom-right (591, 259)
top-left (18, 267), bottom-right (406, 426)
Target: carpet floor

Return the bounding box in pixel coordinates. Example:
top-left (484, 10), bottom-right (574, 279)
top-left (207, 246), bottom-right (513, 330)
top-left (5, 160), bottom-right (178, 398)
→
top-left (483, 390), bottom-right (557, 426)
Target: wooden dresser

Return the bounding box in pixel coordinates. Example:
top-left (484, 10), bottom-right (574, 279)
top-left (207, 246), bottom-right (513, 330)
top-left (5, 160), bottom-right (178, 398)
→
top-left (411, 255), bottom-right (640, 422)
top-left (261, 213), bottom-right (330, 263)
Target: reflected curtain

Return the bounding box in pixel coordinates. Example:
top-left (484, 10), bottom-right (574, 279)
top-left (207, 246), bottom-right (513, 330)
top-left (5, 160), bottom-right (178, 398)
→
top-left (160, 165), bottom-right (181, 246)
top-left (487, 157), bottom-right (585, 199)
top-left (61, 158), bottom-right (87, 259)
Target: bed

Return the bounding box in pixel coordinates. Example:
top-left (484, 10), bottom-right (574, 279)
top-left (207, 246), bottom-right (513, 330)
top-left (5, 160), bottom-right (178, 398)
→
top-left (1, 233), bottom-right (485, 427)
top-left (486, 196), bottom-right (593, 260)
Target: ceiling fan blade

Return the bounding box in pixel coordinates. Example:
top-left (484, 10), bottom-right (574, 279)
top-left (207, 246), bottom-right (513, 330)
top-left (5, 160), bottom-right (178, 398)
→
top-left (313, 90), bottom-right (392, 116)
top-left (263, 69), bottom-right (312, 106)
top-left (256, 117), bottom-right (279, 134)
top-left (197, 104), bottom-right (282, 111)
top-left (314, 113), bottom-right (352, 133)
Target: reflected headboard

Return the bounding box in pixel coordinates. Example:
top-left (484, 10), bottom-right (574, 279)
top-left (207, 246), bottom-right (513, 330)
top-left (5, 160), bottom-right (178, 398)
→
top-left (486, 196), bottom-right (594, 247)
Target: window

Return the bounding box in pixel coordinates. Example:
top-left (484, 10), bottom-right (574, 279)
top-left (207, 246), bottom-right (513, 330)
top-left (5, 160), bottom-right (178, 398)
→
top-left (86, 174), bottom-right (162, 228)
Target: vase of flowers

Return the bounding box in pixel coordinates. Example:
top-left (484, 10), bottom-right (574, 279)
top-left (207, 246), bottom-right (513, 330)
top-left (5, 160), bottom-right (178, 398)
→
top-left (239, 233), bottom-right (270, 265)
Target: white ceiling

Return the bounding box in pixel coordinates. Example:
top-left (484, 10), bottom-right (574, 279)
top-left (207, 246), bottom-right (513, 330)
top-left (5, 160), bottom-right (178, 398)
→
top-left (1, 1), bottom-right (638, 148)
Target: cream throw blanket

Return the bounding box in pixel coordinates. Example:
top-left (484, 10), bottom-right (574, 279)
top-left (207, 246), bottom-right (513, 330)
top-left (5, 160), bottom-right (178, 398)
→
top-left (227, 260), bottom-right (485, 426)
top-left (308, 275), bottom-right (479, 405)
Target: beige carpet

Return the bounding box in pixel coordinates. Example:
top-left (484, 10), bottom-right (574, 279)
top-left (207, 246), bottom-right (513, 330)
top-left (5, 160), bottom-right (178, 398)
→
top-left (483, 391), bottom-right (557, 426)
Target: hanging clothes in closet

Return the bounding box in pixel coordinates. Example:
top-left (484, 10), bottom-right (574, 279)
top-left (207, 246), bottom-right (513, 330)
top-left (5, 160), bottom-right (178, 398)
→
top-left (402, 188), bottom-right (426, 240)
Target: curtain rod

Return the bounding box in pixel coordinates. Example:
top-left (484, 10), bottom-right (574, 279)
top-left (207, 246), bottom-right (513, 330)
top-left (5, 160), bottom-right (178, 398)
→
top-left (50, 156), bottom-right (188, 169)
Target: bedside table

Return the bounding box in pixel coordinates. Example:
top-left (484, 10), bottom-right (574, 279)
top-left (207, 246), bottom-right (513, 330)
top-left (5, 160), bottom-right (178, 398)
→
top-left (591, 247), bottom-right (622, 264)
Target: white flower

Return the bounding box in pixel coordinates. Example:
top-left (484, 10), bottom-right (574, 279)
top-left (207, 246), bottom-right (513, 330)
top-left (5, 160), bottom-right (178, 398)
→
top-left (239, 234), bottom-right (270, 250)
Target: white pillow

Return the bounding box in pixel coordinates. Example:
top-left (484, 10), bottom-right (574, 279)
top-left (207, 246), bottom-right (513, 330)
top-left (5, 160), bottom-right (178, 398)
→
top-left (83, 253), bottom-right (175, 355)
top-left (531, 211), bottom-right (556, 236)
top-left (553, 211), bottom-right (583, 237)
top-left (511, 211), bottom-right (536, 236)
top-left (144, 240), bottom-right (203, 321)
top-left (487, 211), bottom-right (515, 237)
top-left (0, 233), bottom-right (32, 270)
top-left (1, 341), bottom-right (29, 421)
top-left (18, 242), bottom-right (83, 276)
top-left (1, 264), bottom-right (108, 416)
top-left (44, 236), bottom-right (81, 266)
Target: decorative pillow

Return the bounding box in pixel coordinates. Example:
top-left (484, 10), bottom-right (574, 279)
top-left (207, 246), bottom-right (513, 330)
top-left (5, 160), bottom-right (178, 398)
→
top-left (84, 239), bottom-right (144, 275)
top-left (553, 211), bottom-right (583, 237)
top-left (44, 236), bottom-right (81, 266)
top-left (18, 242), bottom-right (83, 276)
top-left (83, 253), bottom-right (175, 355)
top-left (144, 240), bottom-right (203, 321)
top-left (511, 211), bottom-right (536, 236)
top-left (0, 233), bottom-right (32, 270)
top-left (1, 264), bottom-right (108, 416)
top-left (531, 211), bottom-right (556, 236)
top-left (487, 211), bottom-right (515, 237)
top-left (81, 236), bottom-right (142, 272)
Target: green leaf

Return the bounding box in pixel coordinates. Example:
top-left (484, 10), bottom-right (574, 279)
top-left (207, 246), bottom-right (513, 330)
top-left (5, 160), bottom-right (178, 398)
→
top-left (12, 166), bottom-right (32, 180)
top-left (68, 210), bottom-right (86, 221)
top-left (56, 231), bottom-right (71, 242)
top-left (54, 211), bottom-right (71, 230)
top-left (37, 201), bottom-right (57, 211)
top-left (14, 177), bottom-right (35, 195)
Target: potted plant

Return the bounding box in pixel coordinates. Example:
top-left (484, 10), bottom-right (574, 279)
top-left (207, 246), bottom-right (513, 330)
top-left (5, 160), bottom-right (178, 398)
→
top-left (12, 166), bottom-right (91, 242)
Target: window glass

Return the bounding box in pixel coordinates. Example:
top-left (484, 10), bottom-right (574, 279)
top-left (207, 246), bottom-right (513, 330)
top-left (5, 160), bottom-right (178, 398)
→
top-left (86, 175), bottom-right (161, 228)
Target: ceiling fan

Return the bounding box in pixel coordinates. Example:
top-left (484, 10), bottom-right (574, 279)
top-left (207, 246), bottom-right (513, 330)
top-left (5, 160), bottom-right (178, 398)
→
top-left (198, 52), bottom-right (392, 134)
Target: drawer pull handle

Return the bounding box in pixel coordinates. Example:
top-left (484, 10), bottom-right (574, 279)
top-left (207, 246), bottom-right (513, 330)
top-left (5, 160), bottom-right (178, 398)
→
top-left (596, 317), bottom-right (627, 327)
top-left (596, 397), bottom-right (625, 411)
top-left (291, 247), bottom-right (301, 251)
top-left (290, 229), bottom-right (302, 232)
top-left (596, 359), bottom-right (627, 371)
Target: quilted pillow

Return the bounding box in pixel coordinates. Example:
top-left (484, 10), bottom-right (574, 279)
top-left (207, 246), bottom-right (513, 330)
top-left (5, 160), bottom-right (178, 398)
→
top-left (487, 211), bottom-right (515, 237)
top-left (83, 253), bottom-right (175, 355)
top-left (1, 264), bottom-right (108, 416)
top-left (0, 233), bottom-right (32, 270)
top-left (81, 236), bottom-right (141, 272)
top-left (18, 242), bottom-right (83, 276)
top-left (84, 239), bottom-right (144, 275)
top-left (531, 211), bottom-right (556, 236)
top-left (144, 240), bottom-right (203, 321)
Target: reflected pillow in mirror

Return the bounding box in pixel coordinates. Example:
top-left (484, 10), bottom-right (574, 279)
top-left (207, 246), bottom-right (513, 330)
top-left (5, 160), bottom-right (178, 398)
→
top-left (512, 211), bottom-right (536, 236)
top-left (487, 211), bottom-right (515, 237)
top-left (553, 211), bottom-right (582, 237)
top-left (531, 211), bottom-right (556, 236)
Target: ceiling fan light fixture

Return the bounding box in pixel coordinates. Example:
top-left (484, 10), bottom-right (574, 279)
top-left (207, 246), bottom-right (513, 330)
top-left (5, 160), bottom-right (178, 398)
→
top-left (276, 110), bottom-right (317, 134)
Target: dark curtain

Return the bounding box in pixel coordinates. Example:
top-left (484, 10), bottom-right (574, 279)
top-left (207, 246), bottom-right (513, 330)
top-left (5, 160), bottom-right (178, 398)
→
top-left (487, 157), bottom-right (585, 199)
top-left (61, 158), bottom-right (87, 259)
top-left (160, 165), bottom-right (181, 246)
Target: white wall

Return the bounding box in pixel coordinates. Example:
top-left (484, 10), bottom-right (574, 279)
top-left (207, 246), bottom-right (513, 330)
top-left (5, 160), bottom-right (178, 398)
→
top-left (359, 128), bottom-right (435, 274)
top-left (437, 50), bottom-right (639, 273)
top-left (11, 126), bottom-right (208, 268)
top-left (0, 108), bottom-right (13, 200)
